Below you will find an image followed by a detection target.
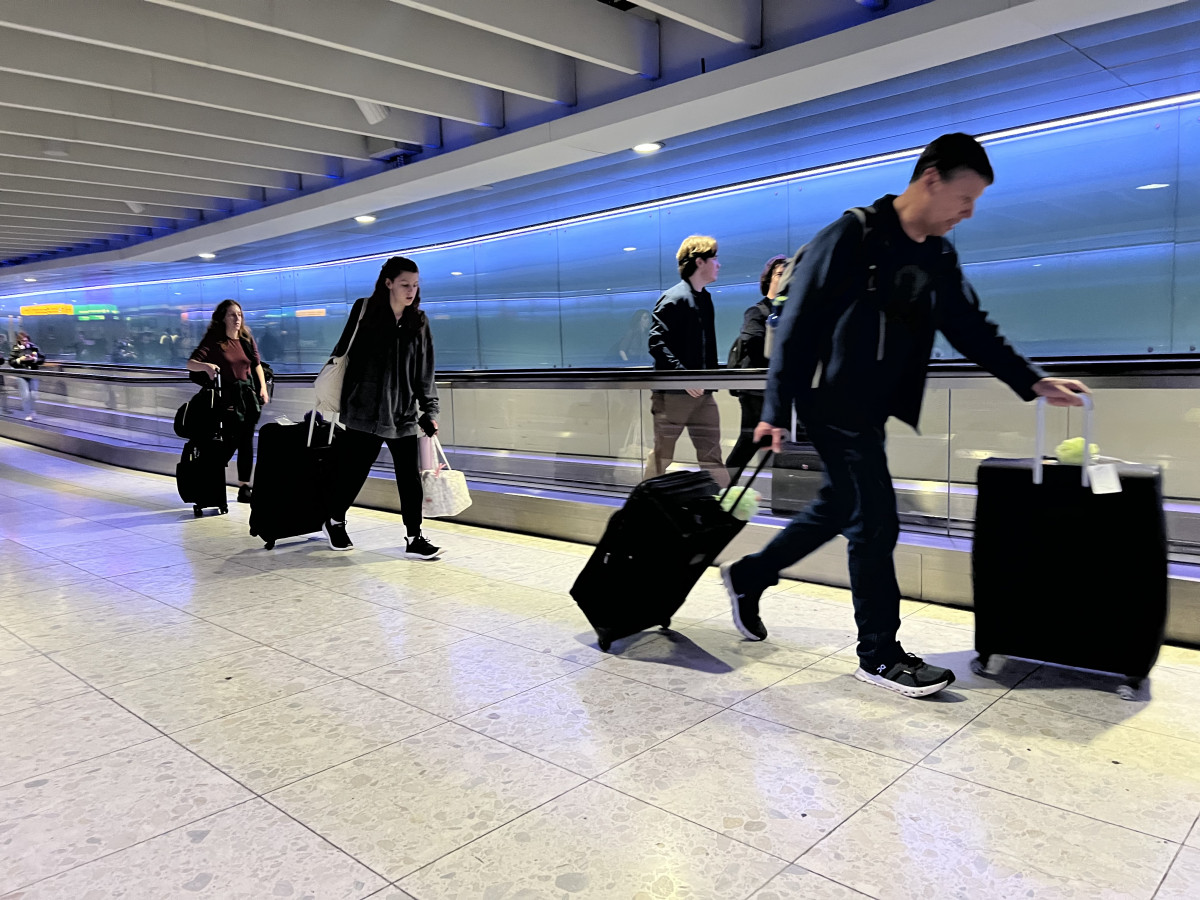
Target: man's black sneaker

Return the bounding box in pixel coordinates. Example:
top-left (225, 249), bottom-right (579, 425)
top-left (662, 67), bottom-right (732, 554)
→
top-left (855, 651), bottom-right (955, 698)
top-left (237, 485), bottom-right (253, 504)
top-left (404, 533), bottom-right (441, 559)
top-left (322, 519), bottom-right (353, 551)
top-left (720, 561), bottom-right (767, 641)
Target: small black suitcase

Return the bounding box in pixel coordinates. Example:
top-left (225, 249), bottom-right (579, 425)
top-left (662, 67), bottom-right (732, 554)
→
top-left (249, 413), bottom-right (339, 549)
top-left (177, 437), bottom-right (229, 517)
top-left (769, 440), bottom-right (824, 514)
top-left (972, 400), bottom-right (1167, 696)
top-left (572, 455), bottom-right (770, 652)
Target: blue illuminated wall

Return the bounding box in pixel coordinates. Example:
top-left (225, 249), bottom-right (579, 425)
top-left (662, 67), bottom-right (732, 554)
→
top-left (6, 98), bottom-right (1199, 369)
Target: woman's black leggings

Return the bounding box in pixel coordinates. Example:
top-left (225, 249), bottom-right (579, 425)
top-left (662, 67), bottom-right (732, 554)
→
top-left (221, 414), bottom-right (257, 483)
top-left (330, 427), bottom-right (423, 536)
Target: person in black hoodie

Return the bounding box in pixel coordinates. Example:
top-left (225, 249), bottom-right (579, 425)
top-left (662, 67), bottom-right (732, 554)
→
top-left (644, 235), bottom-right (730, 488)
top-left (725, 254), bottom-right (788, 474)
top-left (322, 256), bottom-right (441, 559)
top-left (720, 133), bottom-right (1088, 698)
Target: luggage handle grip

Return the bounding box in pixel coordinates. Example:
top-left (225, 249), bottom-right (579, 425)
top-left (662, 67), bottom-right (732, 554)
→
top-left (305, 409), bottom-right (339, 448)
top-left (1033, 394), bottom-right (1093, 487)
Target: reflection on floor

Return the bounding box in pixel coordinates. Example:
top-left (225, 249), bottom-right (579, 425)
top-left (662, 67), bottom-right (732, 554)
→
top-left (0, 437), bottom-right (1199, 899)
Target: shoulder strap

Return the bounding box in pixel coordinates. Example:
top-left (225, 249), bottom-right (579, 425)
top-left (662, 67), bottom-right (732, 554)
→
top-left (344, 297), bottom-right (369, 354)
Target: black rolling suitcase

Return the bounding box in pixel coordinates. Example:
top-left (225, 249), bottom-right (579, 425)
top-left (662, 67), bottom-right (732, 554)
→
top-left (176, 373), bottom-right (229, 517)
top-left (177, 436), bottom-right (229, 516)
top-left (249, 412), bottom-right (339, 549)
top-left (972, 398), bottom-right (1167, 697)
top-left (769, 409), bottom-right (824, 515)
top-left (572, 454), bottom-right (771, 652)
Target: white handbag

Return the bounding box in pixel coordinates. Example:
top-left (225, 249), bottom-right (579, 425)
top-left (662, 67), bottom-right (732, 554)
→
top-left (420, 435), bottom-right (472, 518)
top-left (313, 301), bottom-right (367, 412)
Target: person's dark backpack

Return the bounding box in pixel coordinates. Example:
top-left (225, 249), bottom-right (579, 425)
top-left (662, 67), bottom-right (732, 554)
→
top-left (774, 206), bottom-right (879, 311)
top-left (726, 332), bottom-right (752, 371)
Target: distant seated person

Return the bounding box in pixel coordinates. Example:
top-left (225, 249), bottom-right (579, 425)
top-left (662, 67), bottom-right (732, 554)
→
top-left (186, 300), bottom-right (271, 504)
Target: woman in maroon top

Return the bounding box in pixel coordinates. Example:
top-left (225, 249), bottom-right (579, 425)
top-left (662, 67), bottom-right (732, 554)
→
top-left (186, 300), bottom-right (270, 503)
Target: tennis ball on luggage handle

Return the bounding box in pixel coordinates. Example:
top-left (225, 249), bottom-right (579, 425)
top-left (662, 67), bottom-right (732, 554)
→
top-left (1054, 436), bottom-right (1099, 465)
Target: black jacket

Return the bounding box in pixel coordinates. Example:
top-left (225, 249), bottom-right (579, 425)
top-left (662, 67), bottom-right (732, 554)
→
top-left (648, 280), bottom-right (718, 390)
top-left (331, 296), bottom-right (439, 439)
top-left (730, 297), bottom-right (772, 398)
top-left (763, 195), bottom-right (1043, 430)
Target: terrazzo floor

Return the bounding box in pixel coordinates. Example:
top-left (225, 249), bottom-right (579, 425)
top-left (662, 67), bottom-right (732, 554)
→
top-left (1, 437), bottom-right (1198, 899)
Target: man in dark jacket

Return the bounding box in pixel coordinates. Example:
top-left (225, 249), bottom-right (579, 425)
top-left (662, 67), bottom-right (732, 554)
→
top-left (645, 235), bottom-right (730, 488)
top-left (721, 133), bottom-right (1088, 698)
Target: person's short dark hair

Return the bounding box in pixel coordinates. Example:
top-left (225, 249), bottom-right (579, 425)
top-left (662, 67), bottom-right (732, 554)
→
top-left (759, 255), bottom-right (788, 296)
top-left (910, 133), bottom-right (994, 185)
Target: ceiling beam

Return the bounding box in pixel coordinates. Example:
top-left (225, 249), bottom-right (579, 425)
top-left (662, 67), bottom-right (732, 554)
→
top-left (392, 0), bottom-right (658, 76)
top-left (0, 176), bottom-right (235, 212)
top-left (149, 0), bottom-right (574, 104)
top-left (0, 158), bottom-right (272, 202)
top-left (635, 0), bottom-right (760, 45)
top-left (0, 36), bottom-right (441, 146)
top-left (0, 72), bottom-right (434, 157)
top-left (0, 222), bottom-right (153, 239)
top-left (0, 204), bottom-right (186, 227)
top-left (0, 107), bottom-right (340, 177)
top-left (0, 0), bottom-right (503, 125)
top-left (0, 136), bottom-right (304, 191)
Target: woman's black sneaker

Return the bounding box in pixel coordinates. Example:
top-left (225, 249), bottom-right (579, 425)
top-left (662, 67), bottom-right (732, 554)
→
top-left (237, 485), bottom-right (253, 503)
top-left (854, 650), bottom-right (955, 698)
top-left (720, 561), bottom-right (767, 641)
top-left (322, 519), bottom-right (353, 551)
top-left (404, 534), bottom-right (441, 559)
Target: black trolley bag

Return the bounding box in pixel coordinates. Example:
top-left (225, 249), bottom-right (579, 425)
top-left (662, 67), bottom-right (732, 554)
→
top-left (249, 411), bottom-right (339, 549)
top-left (176, 373), bottom-right (229, 517)
top-left (972, 396), bottom-right (1168, 697)
top-left (572, 452), bottom-right (772, 652)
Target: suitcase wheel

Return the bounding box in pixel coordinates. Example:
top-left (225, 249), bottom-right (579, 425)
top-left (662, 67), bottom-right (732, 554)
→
top-left (969, 654), bottom-right (1007, 678)
top-left (193, 505), bottom-right (203, 518)
top-left (264, 540), bottom-right (276, 550)
top-left (660, 619), bottom-right (671, 631)
top-left (1117, 677), bottom-right (1145, 701)
top-left (219, 505), bottom-right (228, 515)
top-left (596, 628), bottom-right (615, 653)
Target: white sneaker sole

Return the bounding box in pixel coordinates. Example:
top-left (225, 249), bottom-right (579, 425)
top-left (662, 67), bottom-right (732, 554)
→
top-left (721, 562), bottom-right (764, 642)
top-left (404, 548), bottom-right (441, 560)
top-left (854, 667), bottom-right (951, 698)
top-left (321, 524), bottom-right (353, 552)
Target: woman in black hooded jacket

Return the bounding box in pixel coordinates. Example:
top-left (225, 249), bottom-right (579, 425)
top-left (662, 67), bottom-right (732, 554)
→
top-left (322, 256), bottom-right (441, 558)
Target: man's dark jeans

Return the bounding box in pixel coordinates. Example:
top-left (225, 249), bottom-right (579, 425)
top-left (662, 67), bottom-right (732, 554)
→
top-left (734, 419), bottom-right (902, 668)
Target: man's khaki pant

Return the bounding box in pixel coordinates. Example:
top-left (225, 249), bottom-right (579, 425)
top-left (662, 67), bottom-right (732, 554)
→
top-left (643, 390), bottom-right (730, 488)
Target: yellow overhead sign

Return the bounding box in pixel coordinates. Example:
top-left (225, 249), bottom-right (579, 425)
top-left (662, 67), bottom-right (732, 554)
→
top-left (20, 303), bottom-right (74, 316)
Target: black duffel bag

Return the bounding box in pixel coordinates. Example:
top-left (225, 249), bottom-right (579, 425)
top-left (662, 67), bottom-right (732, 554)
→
top-left (174, 373), bottom-right (222, 440)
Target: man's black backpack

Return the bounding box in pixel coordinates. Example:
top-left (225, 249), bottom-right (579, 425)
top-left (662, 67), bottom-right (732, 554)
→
top-left (774, 206), bottom-right (878, 313)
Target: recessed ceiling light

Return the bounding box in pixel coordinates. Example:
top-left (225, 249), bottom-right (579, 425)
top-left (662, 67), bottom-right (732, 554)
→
top-left (450, 271), bottom-right (463, 276)
top-left (198, 252), bottom-right (216, 259)
top-left (23, 277), bottom-right (37, 282)
top-left (354, 215), bottom-right (377, 224)
top-left (1136, 183), bottom-right (1169, 190)
top-left (633, 142), bottom-right (663, 154)
top-left (623, 247), bottom-right (637, 252)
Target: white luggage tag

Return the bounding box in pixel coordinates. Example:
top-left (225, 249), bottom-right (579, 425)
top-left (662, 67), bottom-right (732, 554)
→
top-left (1090, 463), bottom-right (1122, 495)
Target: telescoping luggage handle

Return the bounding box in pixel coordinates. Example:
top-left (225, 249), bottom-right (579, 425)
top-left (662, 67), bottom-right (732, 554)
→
top-left (1033, 393), bottom-right (1093, 487)
top-left (304, 409), bottom-right (339, 448)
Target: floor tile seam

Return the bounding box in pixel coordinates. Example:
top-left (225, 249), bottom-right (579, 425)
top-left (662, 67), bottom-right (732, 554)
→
top-left (201, 607), bottom-right (408, 647)
top-left (999, 692), bottom-right (1200, 748)
top-left (722, 704), bottom-right (923, 767)
top-left (99, 666), bottom-right (345, 736)
top-left (9, 607), bottom-right (212, 656)
top-left (0, 684), bottom-right (96, 719)
top-left (313, 634), bottom-right (481, 679)
top-left (0, 795), bottom-right (264, 898)
top-left (36, 535), bottom-right (179, 565)
top-left (0, 731), bottom-right (164, 791)
top-left (569, 776), bottom-right (801, 868)
top-left (0, 588), bottom-right (206, 629)
top-left (590, 650), bottom-right (818, 708)
top-left (389, 777), bottom-right (600, 889)
top-left (961, 693), bottom-right (1200, 754)
top-left (1152, 841), bottom-right (1192, 899)
top-left (476, 627), bottom-right (610, 668)
top-left (912, 763), bottom-right (1191, 846)
top-left (54, 641), bottom-right (267, 692)
top-left (230, 714), bottom-right (452, 796)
